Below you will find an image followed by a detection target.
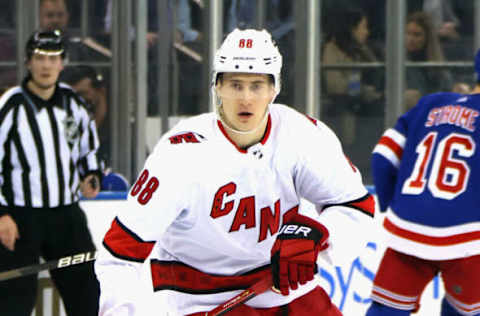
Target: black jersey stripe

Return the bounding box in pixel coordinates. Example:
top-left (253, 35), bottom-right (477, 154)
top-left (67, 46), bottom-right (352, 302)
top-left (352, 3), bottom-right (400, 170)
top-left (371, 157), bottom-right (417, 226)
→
top-left (12, 130), bottom-right (32, 206)
top-left (46, 106), bottom-right (65, 205)
top-left (23, 104), bottom-right (50, 206)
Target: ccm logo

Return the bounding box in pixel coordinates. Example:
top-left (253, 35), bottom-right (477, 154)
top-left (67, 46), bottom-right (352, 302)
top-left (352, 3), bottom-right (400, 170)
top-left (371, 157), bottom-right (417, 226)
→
top-left (278, 224), bottom-right (311, 237)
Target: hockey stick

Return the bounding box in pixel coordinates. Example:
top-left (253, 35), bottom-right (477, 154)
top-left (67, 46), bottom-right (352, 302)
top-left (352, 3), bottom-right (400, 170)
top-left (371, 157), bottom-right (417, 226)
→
top-left (173, 42), bottom-right (203, 62)
top-left (0, 251), bottom-right (97, 282)
top-left (205, 275), bottom-right (274, 316)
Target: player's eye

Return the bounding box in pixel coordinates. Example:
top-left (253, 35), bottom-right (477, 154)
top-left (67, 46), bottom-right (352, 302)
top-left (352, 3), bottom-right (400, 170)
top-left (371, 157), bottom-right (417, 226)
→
top-left (251, 83), bottom-right (261, 91)
top-left (230, 82), bottom-right (242, 90)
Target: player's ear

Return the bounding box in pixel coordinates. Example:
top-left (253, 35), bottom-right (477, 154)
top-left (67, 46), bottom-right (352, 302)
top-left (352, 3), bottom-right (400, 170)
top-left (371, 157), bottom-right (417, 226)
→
top-left (215, 79), bottom-right (223, 90)
top-left (215, 84), bottom-right (222, 98)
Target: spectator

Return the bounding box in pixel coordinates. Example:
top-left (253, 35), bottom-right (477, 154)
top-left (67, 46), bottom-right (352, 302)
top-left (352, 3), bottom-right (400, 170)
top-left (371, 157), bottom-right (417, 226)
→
top-left (60, 65), bottom-right (108, 129)
top-left (39, 0), bottom-right (69, 32)
top-left (404, 11), bottom-right (453, 110)
top-left (322, 0), bottom-right (387, 53)
top-left (406, 0), bottom-right (474, 89)
top-left (224, 0), bottom-right (295, 45)
top-left (40, 0), bottom-right (110, 62)
top-left (423, 0), bottom-right (460, 41)
top-left (447, 0), bottom-right (474, 60)
top-left (175, 0), bottom-right (204, 115)
top-left (322, 8), bottom-right (383, 145)
top-left (103, 0), bottom-right (164, 49)
top-left (428, 0), bottom-right (474, 84)
top-left (225, 0), bottom-right (256, 33)
top-left (60, 65), bottom-right (110, 165)
top-left (177, 0), bottom-right (203, 44)
top-left (104, 0), bottom-right (177, 115)
top-left (0, 29), bottom-right (101, 316)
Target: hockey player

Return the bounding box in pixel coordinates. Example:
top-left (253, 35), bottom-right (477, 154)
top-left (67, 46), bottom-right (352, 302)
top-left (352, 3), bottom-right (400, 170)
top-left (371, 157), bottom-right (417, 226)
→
top-left (366, 51), bottom-right (480, 316)
top-left (95, 28), bottom-right (375, 316)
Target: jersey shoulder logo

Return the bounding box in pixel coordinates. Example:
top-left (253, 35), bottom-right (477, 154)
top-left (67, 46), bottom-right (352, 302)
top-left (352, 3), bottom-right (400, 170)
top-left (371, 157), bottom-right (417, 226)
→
top-left (169, 131), bottom-right (206, 144)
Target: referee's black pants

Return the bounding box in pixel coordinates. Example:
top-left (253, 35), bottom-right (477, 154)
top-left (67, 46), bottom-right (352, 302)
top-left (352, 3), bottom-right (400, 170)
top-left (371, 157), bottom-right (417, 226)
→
top-left (0, 203), bottom-right (99, 316)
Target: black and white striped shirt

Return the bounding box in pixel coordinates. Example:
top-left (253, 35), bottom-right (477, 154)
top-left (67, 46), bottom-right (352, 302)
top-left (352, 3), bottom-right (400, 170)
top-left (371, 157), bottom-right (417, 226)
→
top-left (0, 79), bottom-right (101, 209)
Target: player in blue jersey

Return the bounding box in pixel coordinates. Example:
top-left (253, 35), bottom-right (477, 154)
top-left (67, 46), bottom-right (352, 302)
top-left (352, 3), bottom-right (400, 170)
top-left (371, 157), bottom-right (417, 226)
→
top-left (366, 51), bottom-right (480, 316)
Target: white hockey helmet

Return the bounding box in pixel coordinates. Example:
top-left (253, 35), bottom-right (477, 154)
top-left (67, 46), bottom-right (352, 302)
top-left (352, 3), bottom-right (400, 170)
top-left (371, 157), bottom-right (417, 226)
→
top-left (212, 28), bottom-right (283, 94)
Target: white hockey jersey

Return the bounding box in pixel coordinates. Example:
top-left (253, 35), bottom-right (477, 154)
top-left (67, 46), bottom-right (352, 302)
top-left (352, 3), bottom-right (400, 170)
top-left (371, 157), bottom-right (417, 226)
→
top-left (95, 104), bottom-right (375, 315)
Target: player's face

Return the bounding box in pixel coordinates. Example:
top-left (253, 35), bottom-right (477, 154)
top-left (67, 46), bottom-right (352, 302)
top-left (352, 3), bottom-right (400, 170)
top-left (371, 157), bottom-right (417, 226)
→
top-left (406, 22), bottom-right (426, 53)
top-left (27, 53), bottom-right (64, 90)
top-left (217, 73), bottom-right (275, 132)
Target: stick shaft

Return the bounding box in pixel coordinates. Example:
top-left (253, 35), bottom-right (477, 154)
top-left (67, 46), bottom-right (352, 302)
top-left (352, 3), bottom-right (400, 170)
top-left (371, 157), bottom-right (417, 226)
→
top-left (206, 275), bottom-right (273, 316)
top-left (0, 251), bottom-right (97, 282)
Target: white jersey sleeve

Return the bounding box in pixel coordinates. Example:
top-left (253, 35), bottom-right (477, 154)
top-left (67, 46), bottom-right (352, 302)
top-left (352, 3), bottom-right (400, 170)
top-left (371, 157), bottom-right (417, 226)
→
top-left (294, 118), bottom-right (375, 266)
top-left (95, 137), bottom-right (194, 316)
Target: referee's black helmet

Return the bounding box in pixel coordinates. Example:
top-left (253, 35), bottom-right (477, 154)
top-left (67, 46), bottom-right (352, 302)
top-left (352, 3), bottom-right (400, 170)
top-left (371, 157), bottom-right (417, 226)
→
top-left (25, 29), bottom-right (66, 61)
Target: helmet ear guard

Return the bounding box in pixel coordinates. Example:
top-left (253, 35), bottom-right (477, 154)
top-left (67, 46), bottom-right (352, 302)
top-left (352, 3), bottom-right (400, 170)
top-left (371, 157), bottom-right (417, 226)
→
top-left (212, 29), bottom-right (283, 95)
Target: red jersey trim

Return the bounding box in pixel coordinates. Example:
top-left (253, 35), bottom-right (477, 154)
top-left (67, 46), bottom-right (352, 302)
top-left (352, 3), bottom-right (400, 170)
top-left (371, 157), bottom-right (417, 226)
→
top-left (304, 114), bottom-right (318, 126)
top-left (217, 115), bottom-right (272, 153)
top-left (378, 136), bottom-right (403, 160)
top-left (323, 193), bottom-right (375, 218)
top-left (260, 116), bottom-right (272, 145)
top-left (384, 217), bottom-right (480, 246)
top-left (103, 217), bottom-right (155, 262)
top-left (150, 260), bottom-right (270, 294)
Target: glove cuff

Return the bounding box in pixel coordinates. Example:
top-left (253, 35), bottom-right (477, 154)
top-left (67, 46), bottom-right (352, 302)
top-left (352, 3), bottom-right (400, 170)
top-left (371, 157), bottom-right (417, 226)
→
top-left (283, 214), bottom-right (329, 248)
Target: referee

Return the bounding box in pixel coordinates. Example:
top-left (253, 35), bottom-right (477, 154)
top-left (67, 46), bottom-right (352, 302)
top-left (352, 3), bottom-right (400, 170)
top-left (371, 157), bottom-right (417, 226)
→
top-left (0, 30), bottom-right (101, 316)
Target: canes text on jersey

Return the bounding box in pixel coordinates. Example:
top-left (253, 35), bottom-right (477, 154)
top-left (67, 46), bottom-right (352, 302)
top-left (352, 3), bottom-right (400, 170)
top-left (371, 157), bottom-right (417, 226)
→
top-left (210, 182), bottom-right (298, 242)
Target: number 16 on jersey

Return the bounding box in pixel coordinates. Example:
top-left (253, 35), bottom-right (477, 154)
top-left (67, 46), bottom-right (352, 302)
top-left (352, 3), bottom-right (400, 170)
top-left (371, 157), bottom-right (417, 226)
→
top-left (402, 132), bottom-right (475, 200)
